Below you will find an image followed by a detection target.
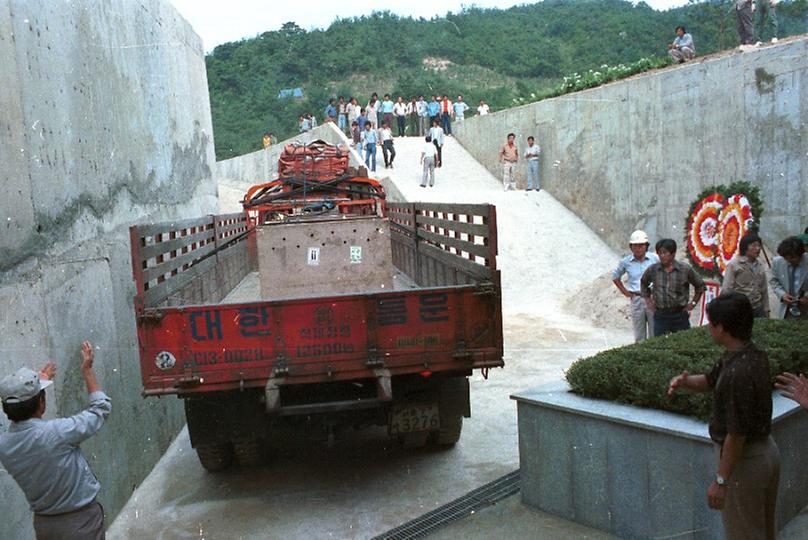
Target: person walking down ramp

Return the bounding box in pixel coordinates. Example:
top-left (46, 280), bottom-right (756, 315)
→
top-left (429, 120), bottom-right (445, 168)
top-left (420, 135), bottom-right (437, 188)
top-left (0, 341), bottom-right (111, 540)
top-left (361, 122), bottom-right (378, 172)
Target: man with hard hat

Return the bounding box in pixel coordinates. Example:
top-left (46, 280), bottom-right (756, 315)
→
top-left (0, 341), bottom-right (110, 540)
top-left (612, 230), bottom-right (660, 341)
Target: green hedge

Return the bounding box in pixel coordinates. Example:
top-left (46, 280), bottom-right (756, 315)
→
top-left (565, 320), bottom-right (808, 421)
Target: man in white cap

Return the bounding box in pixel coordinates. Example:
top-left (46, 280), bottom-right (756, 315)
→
top-left (0, 341), bottom-right (110, 539)
top-left (612, 230), bottom-right (660, 341)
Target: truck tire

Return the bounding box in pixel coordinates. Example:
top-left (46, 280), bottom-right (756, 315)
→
top-left (233, 438), bottom-right (266, 467)
top-left (429, 415), bottom-right (463, 447)
top-left (195, 441), bottom-right (233, 472)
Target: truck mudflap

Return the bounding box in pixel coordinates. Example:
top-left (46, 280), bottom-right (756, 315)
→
top-left (137, 284), bottom-right (502, 396)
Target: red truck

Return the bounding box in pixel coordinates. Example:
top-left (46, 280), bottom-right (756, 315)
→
top-left (129, 142), bottom-right (503, 471)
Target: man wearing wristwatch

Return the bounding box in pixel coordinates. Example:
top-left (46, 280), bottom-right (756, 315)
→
top-left (668, 292), bottom-right (779, 539)
top-left (640, 238), bottom-right (706, 337)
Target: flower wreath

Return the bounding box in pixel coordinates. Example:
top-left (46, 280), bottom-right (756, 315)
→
top-left (684, 181), bottom-right (764, 279)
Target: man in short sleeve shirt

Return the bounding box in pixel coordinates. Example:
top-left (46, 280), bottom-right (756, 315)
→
top-left (612, 230), bottom-right (659, 341)
top-left (669, 293), bottom-right (779, 539)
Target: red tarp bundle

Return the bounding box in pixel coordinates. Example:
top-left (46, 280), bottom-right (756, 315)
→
top-left (278, 140), bottom-right (349, 180)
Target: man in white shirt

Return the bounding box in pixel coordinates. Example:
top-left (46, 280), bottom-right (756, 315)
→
top-left (524, 136), bottom-right (541, 191)
top-left (420, 135), bottom-right (438, 187)
top-left (429, 120), bottom-right (445, 168)
top-left (346, 97), bottom-right (360, 128)
top-left (379, 122), bottom-right (396, 169)
top-left (393, 97), bottom-right (408, 137)
top-left (477, 100), bottom-right (490, 116)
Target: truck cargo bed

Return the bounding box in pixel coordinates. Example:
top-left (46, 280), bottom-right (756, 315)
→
top-left (223, 269), bottom-right (420, 304)
top-left (130, 203), bottom-right (502, 397)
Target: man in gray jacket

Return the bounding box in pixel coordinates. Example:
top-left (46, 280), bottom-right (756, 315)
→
top-left (0, 341), bottom-right (111, 539)
top-left (769, 236), bottom-right (808, 319)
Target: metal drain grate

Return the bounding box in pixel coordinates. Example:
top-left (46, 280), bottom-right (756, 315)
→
top-left (372, 469), bottom-right (521, 540)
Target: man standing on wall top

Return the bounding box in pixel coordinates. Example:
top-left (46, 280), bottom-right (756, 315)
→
top-left (756, 0), bottom-right (779, 43)
top-left (498, 133), bottom-right (518, 191)
top-left (640, 238), bottom-right (706, 337)
top-left (736, 0), bottom-right (757, 46)
top-left (668, 26), bottom-right (695, 63)
top-left (612, 230), bottom-right (660, 342)
top-left (0, 341), bottom-right (111, 540)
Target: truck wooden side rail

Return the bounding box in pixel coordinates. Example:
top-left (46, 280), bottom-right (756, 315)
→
top-left (130, 203), bottom-right (503, 470)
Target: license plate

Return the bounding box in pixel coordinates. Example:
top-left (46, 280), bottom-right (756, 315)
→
top-left (389, 404), bottom-right (440, 435)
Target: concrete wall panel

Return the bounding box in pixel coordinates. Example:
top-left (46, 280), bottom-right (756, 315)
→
top-left (0, 1), bottom-right (215, 537)
top-left (455, 38), bottom-right (808, 251)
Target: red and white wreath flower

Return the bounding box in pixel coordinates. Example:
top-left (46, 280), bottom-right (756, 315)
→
top-left (687, 193), bottom-right (724, 271)
top-left (686, 192), bottom-right (756, 276)
top-left (717, 194), bottom-right (754, 273)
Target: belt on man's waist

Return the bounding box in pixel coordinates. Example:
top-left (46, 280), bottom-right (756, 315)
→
top-left (629, 291), bottom-right (643, 297)
top-left (655, 306), bottom-right (687, 314)
top-left (36, 500), bottom-right (97, 518)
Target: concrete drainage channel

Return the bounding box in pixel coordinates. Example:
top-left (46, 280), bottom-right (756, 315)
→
top-left (373, 470), bottom-right (521, 539)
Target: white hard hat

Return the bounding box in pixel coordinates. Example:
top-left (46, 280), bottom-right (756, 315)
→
top-left (629, 230), bottom-right (649, 244)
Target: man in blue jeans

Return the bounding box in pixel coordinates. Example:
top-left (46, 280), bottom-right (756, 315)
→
top-left (360, 122), bottom-right (378, 172)
top-left (525, 136), bottom-right (541, 191)
top-left (640, 238), bottom-right (705, 336)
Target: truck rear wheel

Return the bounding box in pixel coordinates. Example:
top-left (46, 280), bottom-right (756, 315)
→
top-left (429, 415), bottom-right (463, 447)
top-left (233, 438), bottom-right (266, 467)
top-left (195, 441), bottom-right (234, 472)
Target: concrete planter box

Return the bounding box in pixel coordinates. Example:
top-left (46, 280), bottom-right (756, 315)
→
top-left (511, 382), bottom-right (807, 539)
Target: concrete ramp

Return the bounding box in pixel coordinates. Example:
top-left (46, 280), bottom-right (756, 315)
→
top-left (377, 137), bottom-right (620, 325)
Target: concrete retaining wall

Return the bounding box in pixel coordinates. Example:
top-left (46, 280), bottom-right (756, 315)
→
top-left (512, 382), bottom-right (808, 539)
top-left (454, 37), bottom-right (808, 252)
top-left (0, 1), bottom-right (216, 537)
top-left (216, 123), bottom-right (365, 212)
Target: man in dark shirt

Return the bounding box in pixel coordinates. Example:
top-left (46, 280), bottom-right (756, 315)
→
top-left (641, 238), bottom-right (706, 337)
top-left (668, 292), bottom-right (779, 539)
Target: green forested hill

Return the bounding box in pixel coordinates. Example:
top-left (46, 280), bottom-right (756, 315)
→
top-left (206, 0), bottom-right (807, 159)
